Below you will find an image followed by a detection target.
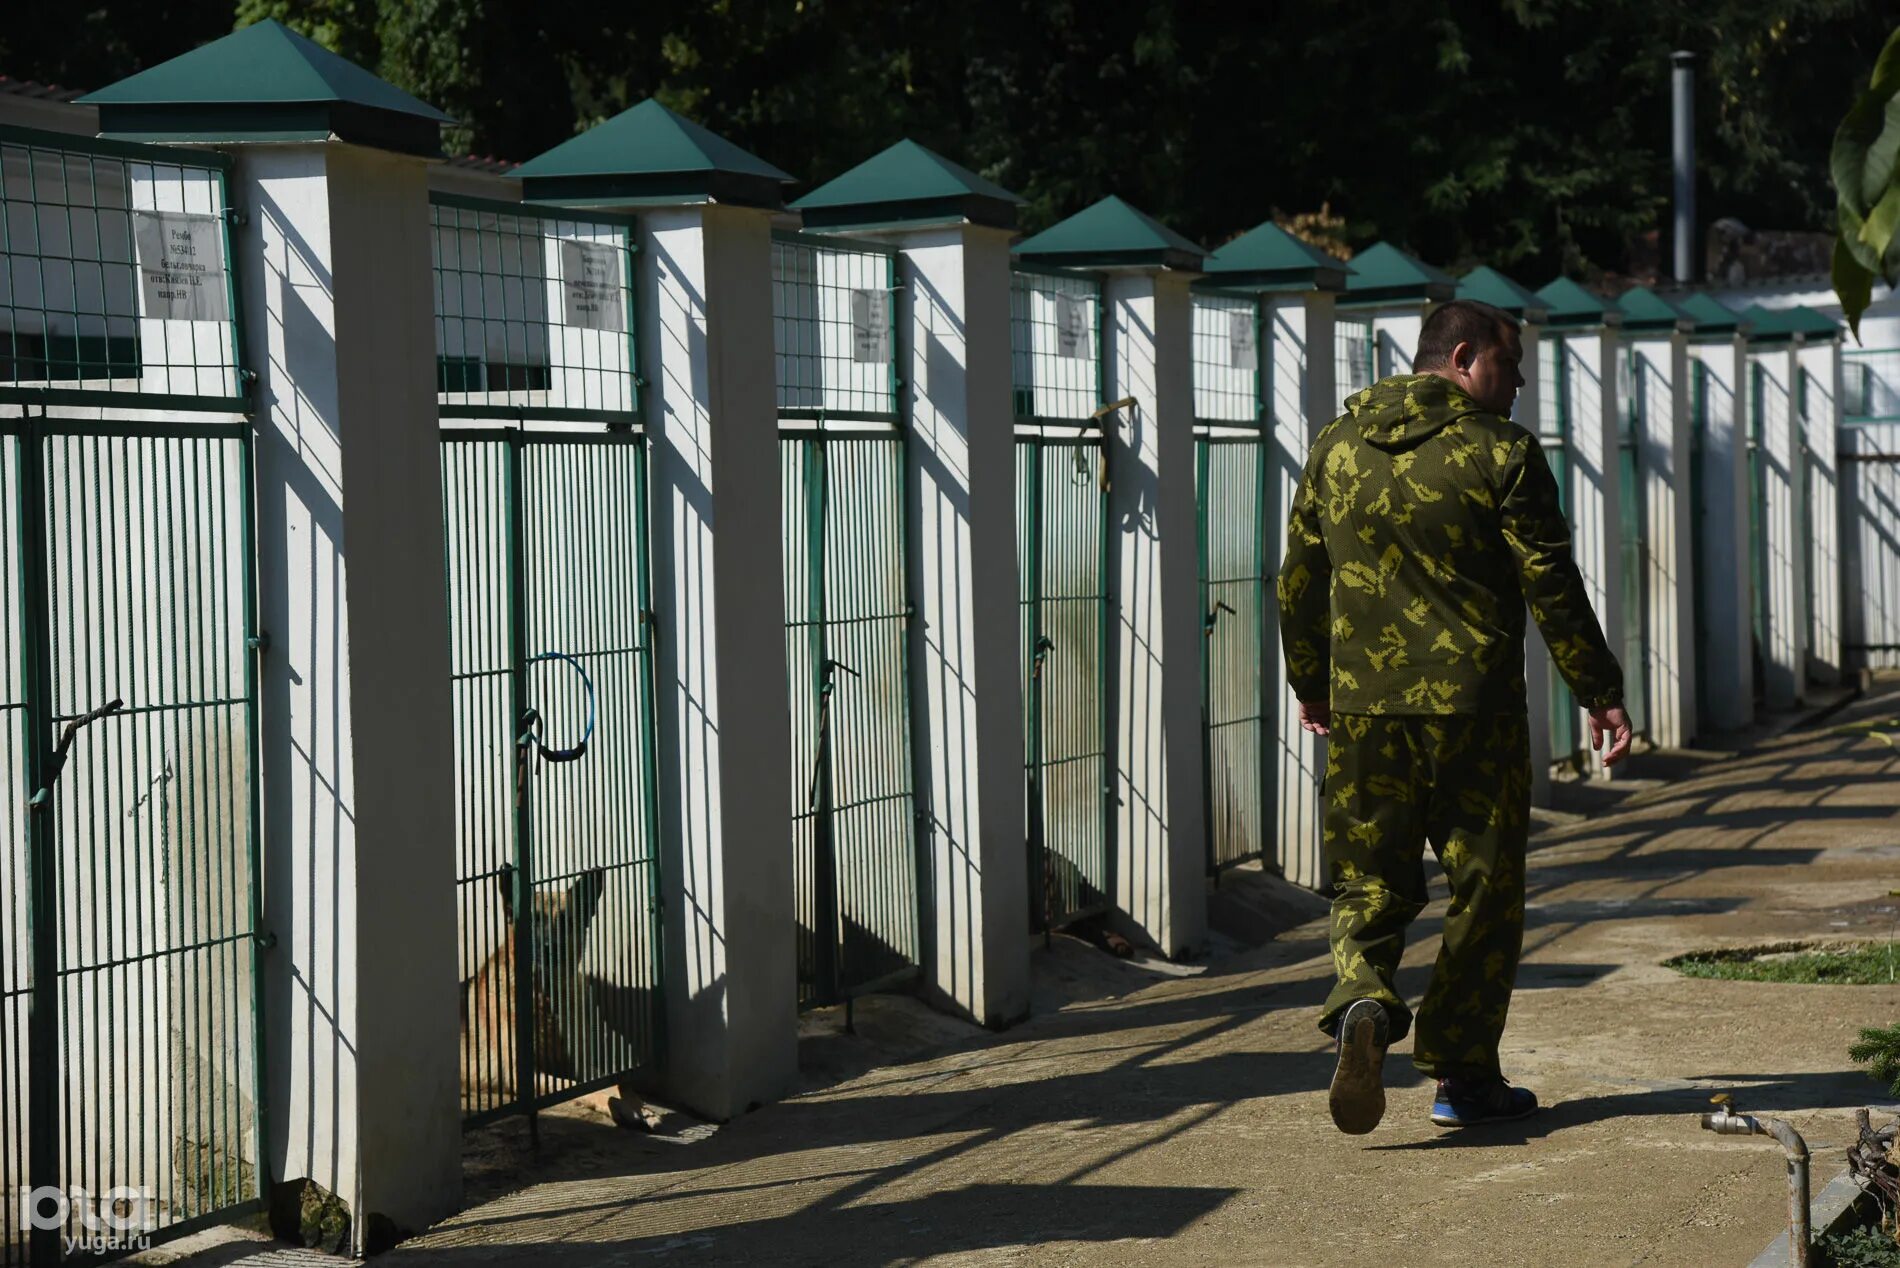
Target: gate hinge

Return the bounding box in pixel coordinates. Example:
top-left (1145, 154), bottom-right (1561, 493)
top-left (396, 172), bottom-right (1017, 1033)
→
top-left (247, 631), bottom-right (271, 655)
top-left (224, 206), bottom-right (248, 229)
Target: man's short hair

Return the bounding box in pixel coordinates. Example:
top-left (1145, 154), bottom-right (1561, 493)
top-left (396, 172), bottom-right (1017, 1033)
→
top-left (1413, 299), bottom-right (1519, 372)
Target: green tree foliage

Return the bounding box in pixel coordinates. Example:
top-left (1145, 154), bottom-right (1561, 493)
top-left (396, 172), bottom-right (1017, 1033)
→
top-left (1851, 1021), bottom-right (1900, 1097)
top-left (1831, 25), bottom-right (1900, 338)
top-left (2, 1), bottom-right (1892, 277)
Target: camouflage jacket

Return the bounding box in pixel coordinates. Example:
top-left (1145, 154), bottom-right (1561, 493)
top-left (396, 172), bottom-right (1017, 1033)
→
top-left (1277, 374), bottom-right (1623, 716)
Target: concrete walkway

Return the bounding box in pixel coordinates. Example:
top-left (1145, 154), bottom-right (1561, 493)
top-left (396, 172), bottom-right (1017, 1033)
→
top-left (154, 681), bottom-right (1900, 1266)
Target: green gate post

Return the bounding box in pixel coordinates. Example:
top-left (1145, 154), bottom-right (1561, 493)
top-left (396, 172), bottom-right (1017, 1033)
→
top-left (18, 414), bottom-right (59, 1268)
top-left (1016, 196), bottom-right (1208, 957)
top-left (787, 141), bottom-right (1033, 1027)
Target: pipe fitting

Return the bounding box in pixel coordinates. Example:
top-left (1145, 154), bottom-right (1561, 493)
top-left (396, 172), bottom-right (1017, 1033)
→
top-left (1699, 1107), bottom-right (1811, 1268)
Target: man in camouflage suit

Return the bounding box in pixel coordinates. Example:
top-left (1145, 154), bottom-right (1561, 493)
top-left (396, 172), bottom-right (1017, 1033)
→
top-left (1278, 299), bottom-right (1631, 1134)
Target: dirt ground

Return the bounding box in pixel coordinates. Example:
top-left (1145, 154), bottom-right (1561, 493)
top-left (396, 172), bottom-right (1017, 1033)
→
top-left (146, 680), bottom-right (1900, 1267)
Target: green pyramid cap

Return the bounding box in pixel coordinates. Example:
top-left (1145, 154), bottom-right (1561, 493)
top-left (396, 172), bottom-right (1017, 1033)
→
top-left (79, 19), bottom-right (452, 157)
top-left (1678, 293), bottom-right (1746, 334)
top-left (1341, 242), bottom-right (1457, 306)
top-left (789, 139), bottom-right (1021, 231)
top-left (1615, 286), bottom-right (1696, 333)
top-left (513, 99), bottom-right (794, 210)
top-left (1535, 277), bottom-right (1618, 328)
top-left (1741, 303), bottom-right (1839, 343)
top-left (1454, 267), bottom-right (1548, 321)
top-left (1199, 221), bottom-right (1347, 293)
top-left (1013, 195), bottom-right (1204, 271)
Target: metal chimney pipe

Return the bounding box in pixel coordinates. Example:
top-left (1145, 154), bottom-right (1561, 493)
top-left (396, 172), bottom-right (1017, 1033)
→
top-left (1672, 50), bottom-right (1696, 284)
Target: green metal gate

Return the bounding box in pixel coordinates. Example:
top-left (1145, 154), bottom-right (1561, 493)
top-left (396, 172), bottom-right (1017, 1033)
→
top-left (773, 232), bottom-right (923, 1010)
top-left (1619, 351), bottom-right (1651, 738)
top-left (1539, 335), bottom-right (1580, 764)
top-left (433, 196), bottom-right (664, 1125)
top-left (1013, 267), bottom-right (1111, 934)
top-left (2, 126), bottom-right (265, 1262)
top-left (1191, 290), bottom-right (1269, 875)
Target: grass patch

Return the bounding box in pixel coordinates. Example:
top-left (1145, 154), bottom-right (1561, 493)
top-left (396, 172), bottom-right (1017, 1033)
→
top-left (1819, 1225), bottom-right (1900, 1268)
top-left (1663, 941), bottom-right (1900, 985)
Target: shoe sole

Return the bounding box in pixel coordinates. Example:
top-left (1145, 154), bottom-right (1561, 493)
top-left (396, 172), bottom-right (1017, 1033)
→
top-left (1328, 1014), bottom-right (1386, 1135)
top-left (1429, 1103), bottom-right (1539, 1128)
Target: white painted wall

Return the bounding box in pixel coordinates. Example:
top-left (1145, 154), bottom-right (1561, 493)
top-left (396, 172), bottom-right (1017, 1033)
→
top-left (1103, 269), bottom-right (1205, 956)
top-left (1566, 328), bottom-right (1625, 774)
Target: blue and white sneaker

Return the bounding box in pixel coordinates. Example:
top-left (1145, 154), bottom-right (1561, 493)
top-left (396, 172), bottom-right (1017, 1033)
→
top-left (1430, 1076), bottom-right (1540, 1127)
top-left (1328, 999), bottom-right (1390, 1135)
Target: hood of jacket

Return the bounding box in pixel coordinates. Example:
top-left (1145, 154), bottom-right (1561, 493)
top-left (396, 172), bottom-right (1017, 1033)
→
top-left (1344, 374), bottom-right (1490, 452)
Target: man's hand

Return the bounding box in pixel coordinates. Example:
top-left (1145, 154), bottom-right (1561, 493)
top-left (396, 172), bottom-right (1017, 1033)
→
top-left (1589, 704), bottom-right (1633, 768)
top-left (1298, 699), bottom-right (1331, 737)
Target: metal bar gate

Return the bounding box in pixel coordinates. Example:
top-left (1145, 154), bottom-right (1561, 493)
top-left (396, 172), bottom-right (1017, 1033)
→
top-left (432, 195), bottom-right (664, 1126)
top-left (1012, 267), bottom-right (1111, 934)
top-left (1540, 335), bottom-right (1580, 764)
top-left (1620, 350), bottom-right (1651, 738)
top-left (1191, 290), bottom-right (1269, 876)
top-left (2, 126), bottom-right (264, 1263)
top-left (773, 231), bottom-right (924, 1010)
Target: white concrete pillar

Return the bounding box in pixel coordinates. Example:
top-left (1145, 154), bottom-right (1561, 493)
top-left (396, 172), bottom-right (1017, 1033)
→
top-left (240, 142), bottom-right (460, 1243)
top-left (884, 223), bottom-right (1030, 1024)
top-left (1512, 322), bottom-right (1551, 802)
top-left (1797, 336), bottom-right (1844, 684)
top-left (639, 205), bottom-right (798, 1117)
top-left (1571, 327), bottom-right (1626, 774)
top-left (1627, 332), bottom-right (1698, 748)
top-left (1689, 334), bottom-right (1755, 729)
top-left (1751, 344), bottom-right (1807, 708)
top-left (1102, 268), bottom-right (1206, 957)
top-left (1264, 291), bottom-right (1335, 889)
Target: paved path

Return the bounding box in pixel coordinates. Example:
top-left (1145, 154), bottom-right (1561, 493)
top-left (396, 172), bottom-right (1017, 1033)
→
top-left (154, 681), bottom-right (1900, 1267)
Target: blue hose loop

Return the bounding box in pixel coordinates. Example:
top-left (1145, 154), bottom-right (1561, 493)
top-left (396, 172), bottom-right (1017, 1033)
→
top-left (518, 651), bottom-right (595, 764)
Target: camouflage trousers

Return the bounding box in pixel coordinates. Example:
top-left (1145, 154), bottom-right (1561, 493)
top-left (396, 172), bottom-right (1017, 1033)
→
top-left (1317, 710), bottom-right (1530, 1080)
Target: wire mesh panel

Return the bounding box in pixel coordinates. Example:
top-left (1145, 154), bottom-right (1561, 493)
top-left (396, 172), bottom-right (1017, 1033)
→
top-left (772, 233), bottom-right (898, 421)
top-left (0, 417), bottom-right (263, 1263)
top-left (441, 431), bottom-right (664, 1123)
top-left (772, 232), bottom-right (918, 1008)
top-left (1, 126), bottom-right (247, 412)
top-left (1844, 348), bottom-right (1900, 421)
top-left (1191, 293), bottom-right (1260, 427)
top-left (1196, 438), bottom-right (1268, 873)
top-left (1335, 314), bottom-right (1375, 405)
top-left (1012, 266), bottom-right (1110, 932)
top-left (781, 432), bottom-right (920, 1007)
top-left (431, 195), bottom-right (639, 421)
top-left (1011, 269), bottom-right (1102, 422)
top-left (1016, 439), bottom-right (1112, 932)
